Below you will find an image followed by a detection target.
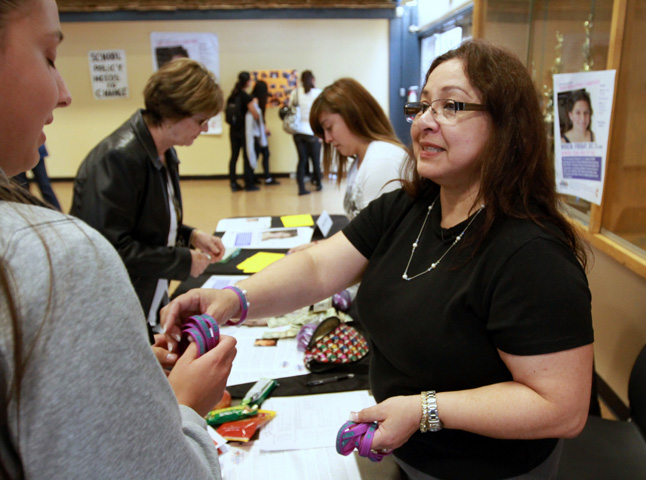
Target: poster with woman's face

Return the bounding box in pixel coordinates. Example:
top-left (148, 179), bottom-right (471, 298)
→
top-left (558, 89), bottom-right (594, 145)
top-left (553, 70), bottom-right (616, 205)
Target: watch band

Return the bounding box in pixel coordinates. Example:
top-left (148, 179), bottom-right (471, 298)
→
top-left (420, 390), bottom-right (443, 433)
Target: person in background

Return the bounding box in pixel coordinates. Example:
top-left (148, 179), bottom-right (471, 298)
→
top-left (289, 70), bottom-right (322, 195)
top-left (227, 71), bottom-right (259, 192)
top-left (561, 89), bottom-right (594, 144)
top-left (163, 40), bottom-right (594, 480)
top-left (311, 77), bottom-right (407, 220)
top-left (71, 58), bottom-right (225, 335)
top-left (247, 80), bottom-right (280, 186)
top-left (0, 0), bottom-right (236, 478)
top-left (12, 143), bottom-right (61, 210)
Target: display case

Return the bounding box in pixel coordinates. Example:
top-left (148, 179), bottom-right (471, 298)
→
top-left (477, 0), bottom-right (646, 278)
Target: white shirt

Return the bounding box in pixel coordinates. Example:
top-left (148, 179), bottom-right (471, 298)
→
top-left (344, 141), bottom-right (407, 219)
top-left (290, 86), bottom-right (322, 136)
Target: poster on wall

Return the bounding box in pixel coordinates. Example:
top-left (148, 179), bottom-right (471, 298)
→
top-left (250, 70), bottom-right (298, 108)
top-left (553, 70), bottom-right (616, 205)
top-left (88, 49), bottom-right (129, 100)
top-left (150, 32), bottom-right (221, 135)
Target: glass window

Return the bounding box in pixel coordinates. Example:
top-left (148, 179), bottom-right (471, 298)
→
top-left (600, 0), bottom-right (646, 253)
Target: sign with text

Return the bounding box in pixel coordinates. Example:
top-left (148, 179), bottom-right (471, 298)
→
top-left (553, 70), bottom-right (616, 205)
top-left (88, 49), bottom-right (129, 100)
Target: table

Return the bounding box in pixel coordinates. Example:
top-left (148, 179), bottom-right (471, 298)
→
top-left (171, 214), bottom-right (403, 479)
top-left (171, 214), bottom-right (349, 298)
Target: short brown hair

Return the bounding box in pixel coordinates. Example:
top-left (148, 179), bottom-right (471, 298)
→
top-left (143, 58), bottom-right (223, 126)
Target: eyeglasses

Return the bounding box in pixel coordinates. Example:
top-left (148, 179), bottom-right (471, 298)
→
top-left (192, 115), bottom-right (210, 128)
top-left (404, 99), bottom-right (487, 125)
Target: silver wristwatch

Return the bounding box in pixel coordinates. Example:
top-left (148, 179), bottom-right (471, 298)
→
top-left (420, 390), bottom-right (443, 433)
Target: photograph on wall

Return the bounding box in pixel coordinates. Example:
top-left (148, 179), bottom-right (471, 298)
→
top-left (250, 70), bottom-right (298, 108)
top-left (150, 32), bottom-right (221, 134)
top-left (553, 70), bottom-right (616, 205)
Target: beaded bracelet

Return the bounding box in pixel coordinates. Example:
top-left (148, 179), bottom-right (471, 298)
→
top-left (222, 285), bottom-right (249, 326)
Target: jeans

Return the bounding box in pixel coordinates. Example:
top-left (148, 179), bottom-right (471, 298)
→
top-left (293, 133), bottom-right (322, 192)
top-left (254, 138), bottom-right (271, 179)
top-left (13, 155), bottom-right (61, 210)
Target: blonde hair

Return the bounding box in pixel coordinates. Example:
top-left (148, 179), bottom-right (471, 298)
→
top-left (143, 58), bottom-right (223, 126)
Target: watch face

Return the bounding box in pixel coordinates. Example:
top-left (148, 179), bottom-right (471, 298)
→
top-left (429, 421), bottom-right (443, 432)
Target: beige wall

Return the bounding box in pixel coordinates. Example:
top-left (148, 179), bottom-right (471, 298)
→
top-left (588, 246), bottom-right (646, 403)
top-left (47, 17), bottom-right (390, 178)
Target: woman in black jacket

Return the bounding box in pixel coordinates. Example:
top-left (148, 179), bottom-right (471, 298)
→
top-left (71, 58), bottom-right (225, 331)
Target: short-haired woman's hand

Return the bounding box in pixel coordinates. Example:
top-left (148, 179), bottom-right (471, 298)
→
top-left (168, 335), bottom-right (237, 417)
top-left (189, 249), bottom-right (211, 277)
top-left (191, 230), bottom-right (224, 262)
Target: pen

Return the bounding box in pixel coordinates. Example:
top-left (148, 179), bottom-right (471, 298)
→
top-left (305, 373), bottom-right (355, 387)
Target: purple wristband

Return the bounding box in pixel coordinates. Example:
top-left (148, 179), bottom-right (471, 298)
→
top-left (222, 285), bottom-right (248, 326)
top-left (335, 421), bottom-right (390, 463)
top-left (178, 314), bottom-right (220, 357)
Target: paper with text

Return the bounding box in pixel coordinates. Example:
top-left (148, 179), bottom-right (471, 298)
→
top-left (257, 391), bottom-right (376, 451)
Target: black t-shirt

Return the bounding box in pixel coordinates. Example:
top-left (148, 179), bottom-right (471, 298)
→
top-left (342, 189), bottom-right (593, 480)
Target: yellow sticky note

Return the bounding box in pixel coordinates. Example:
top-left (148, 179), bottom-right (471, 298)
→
top-left (236, 252), bottom-right (285, 273)
top-left (280, 214), bottom-right (314, 228)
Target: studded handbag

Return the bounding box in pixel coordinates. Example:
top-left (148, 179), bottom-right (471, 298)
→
top-left (303, 316), bottom-right (370, 373)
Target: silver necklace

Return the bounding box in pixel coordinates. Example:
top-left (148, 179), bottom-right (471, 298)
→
top-left (402, 196), bottom-right (485, 281)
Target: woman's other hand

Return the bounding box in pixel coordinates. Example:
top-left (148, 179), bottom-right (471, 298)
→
top-left (168, 335), bottom-right (237, 417)
top-left (151, 333), bottom-right (177, 376)
top-left (191, 230), bottom-right (224, 262)
top-left (189, 249), bottom-right (212, 277)
top-left (350, 395), bottom-right (421, 452)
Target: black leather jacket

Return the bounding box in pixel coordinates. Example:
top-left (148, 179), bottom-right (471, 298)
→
top-left (71, 110), bottom-right (194, 319)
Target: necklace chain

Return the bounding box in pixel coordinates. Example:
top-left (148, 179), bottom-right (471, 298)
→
top-left (402, 196), bottom-right (485, 281)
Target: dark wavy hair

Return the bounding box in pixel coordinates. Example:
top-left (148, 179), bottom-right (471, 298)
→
top-left (252, 80), bottom-right (269, 116)
top-left (401, 39), bottom-right (587, 268)
top-left (301, 70), bottom-right (315, 94)
top-left (229, 71), bottom-right (250, 98)
top-left (310, 77), bottom-right (404, 186)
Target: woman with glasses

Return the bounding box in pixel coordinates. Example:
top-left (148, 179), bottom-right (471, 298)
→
top-left (162, 40), bottom-right (593, 479)
top-left (311, 77), bottom-right (407, 220)
top-left (71, 58), bottom-right (225, 341)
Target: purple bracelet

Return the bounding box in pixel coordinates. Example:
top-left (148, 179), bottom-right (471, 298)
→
top-left (178, 314), bottom-right (220, 357)
top-left (336, 421), bottom-right (391, 463)
top-left (222, 285), bottom-right (248, 326)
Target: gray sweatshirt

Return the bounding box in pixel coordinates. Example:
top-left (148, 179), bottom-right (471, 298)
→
top-left (0, 202), bottom-right (221, 479)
